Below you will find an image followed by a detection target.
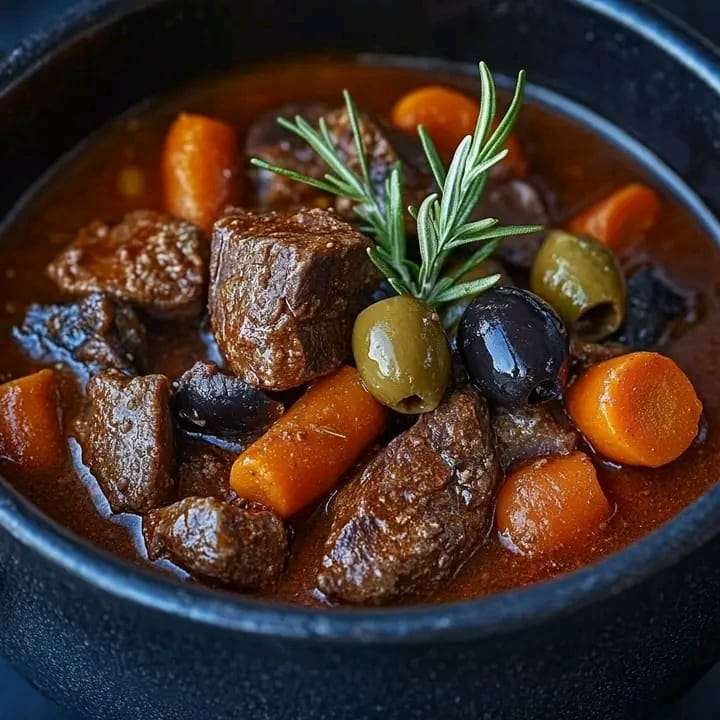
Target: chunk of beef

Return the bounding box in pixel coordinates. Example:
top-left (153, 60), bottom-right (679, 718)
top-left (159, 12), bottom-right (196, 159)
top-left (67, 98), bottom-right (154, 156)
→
top-left (47, 210), bottom-right (206, 318)
top-left (177, 441), bottom-right (235, 501)
top-left (143, 497), bottom-right (288, 589)
top-left (13, 293), bottom-right (147, 381)
top-left (173, 361), bottom-right (283, 438)
top-left (492, 405), bottom-right (578, 471)
top-left (209, 208), bottom-right (377, 390)
top-left (81, 370), bottom-right (174, 513)
top-left (477, 180), bottom-right (549, 269)
top-left (247, 101), bottom-right (333, 211)
top-left (569, 339), bottom-right (627, 372)
top-left (614, 265), bottom-right (694, 348)
top-left (317, 387), bottom-right (501, 605)
top-left (247, 103), bottom-right (433, 222)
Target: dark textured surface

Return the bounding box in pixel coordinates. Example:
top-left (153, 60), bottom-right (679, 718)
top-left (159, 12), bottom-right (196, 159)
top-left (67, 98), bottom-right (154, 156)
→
top-left (1, 1), bottom-right (720, 719)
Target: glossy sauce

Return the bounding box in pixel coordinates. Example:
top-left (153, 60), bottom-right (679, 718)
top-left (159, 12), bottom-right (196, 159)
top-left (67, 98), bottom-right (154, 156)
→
top-left (0, 57), bottom-right (718, 606)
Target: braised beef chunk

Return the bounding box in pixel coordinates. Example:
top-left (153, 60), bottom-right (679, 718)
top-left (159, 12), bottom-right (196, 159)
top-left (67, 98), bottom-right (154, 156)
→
top-left (143, 497), bottom-right (287, 589)
top-left (177, 441), bottom-right (235, 501)
top-left (13, 293), bottom-right (147, 380)
top-left (173, 361), bottom-right (283, 438)
top-left (47, 210), bottom-right (205, 318)
top-left (247, 103), bottom-right (433, 219)
top-left (247, 102), bottom-right (333, 211)
top-left (492, 405), bottom-right (578, 470)
top-left (570, 339), bottom-right (627, 372)
top-left (317, 387), bottom-right (501, 605)
top-left (478, 180), bottom-right (549, 269)
top-left (81, 370), bottom-right (174, 513)
top-left (209, 208), bottom-right (377, 390)
top-left (615, 265), bottom-right (694, 348)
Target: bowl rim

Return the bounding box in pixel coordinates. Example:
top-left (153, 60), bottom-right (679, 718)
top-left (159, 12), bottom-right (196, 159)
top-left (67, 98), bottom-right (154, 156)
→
top-left (1, 0), bottom-right (720, 644)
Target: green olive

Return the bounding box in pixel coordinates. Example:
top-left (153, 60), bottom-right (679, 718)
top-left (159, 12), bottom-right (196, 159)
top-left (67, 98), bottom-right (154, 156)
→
top-left (530, 230), bottom-right (626, 341)
top-left (353, 295), bottom-right (451, 414)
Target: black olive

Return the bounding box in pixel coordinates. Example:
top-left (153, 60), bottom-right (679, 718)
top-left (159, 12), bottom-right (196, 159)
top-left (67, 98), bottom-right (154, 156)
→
top-left (173, 361), bottom-right (284, 438)
top-left (457, 286), bottom-right (569, 408)
top-left (613, 265), bottom-right (693, 349)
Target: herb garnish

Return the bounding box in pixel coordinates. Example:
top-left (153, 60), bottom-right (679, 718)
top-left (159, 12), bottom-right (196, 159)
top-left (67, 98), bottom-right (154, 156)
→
top-left (251, 62), bottom-right (542, 307)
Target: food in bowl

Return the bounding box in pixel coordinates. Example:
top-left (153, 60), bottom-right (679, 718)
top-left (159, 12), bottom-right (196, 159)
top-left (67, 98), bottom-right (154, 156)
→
top-left (0, 56), bottom-right (714, 606)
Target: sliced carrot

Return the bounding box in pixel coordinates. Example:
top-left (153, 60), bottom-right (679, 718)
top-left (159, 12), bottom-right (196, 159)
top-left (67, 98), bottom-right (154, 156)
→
top-left (162, 112), bottom-right (239, 232)
top-left (566, 352), bottom-right (702, 468)
top-left (0, 369), bottom-right (64, 473)
top-left (230, 366), bottom-right (388, 518)
top-left (568, 183), bottom-right (661, 251)
top-left (496, 451), bottom-right (610, 556)
top-left (391, 85), bottom-right (526, 175)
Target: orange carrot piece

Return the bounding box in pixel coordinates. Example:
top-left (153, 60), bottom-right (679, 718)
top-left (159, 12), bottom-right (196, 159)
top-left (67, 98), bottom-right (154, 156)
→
top-left (496, 451), bottom-right (610, 556)
top-left (391, 85), bottom-right (526, 175)
top-left (566, 352), bottom-right (702, 468)
top-left (392, 86), bottom-right (479, 156)
top-left (162, 112), bottom-right (239, 232)
top-left (0, 369), bottom-right (64, 473)
top-left (230, 367), bottom-right (388, 518)
top-left (568, 183), bottom-right (661, 251)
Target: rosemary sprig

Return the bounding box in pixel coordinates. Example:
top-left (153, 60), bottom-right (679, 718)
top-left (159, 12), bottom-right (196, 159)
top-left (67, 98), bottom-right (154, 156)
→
top-left (251, 61), bottom-right (542, 306)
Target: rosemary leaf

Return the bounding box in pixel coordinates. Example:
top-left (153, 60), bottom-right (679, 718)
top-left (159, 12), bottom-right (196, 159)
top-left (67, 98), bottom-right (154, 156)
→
top-left (250, 158), bottom-right (349, 197)
top-left (417, 125), bottom-right (447, 187)
top-left (447, 240), bottom-right (502, 282)
top-left (431, 274), bottom-right (501, 304)
top-left (446, 223), bottom-right (543, 250)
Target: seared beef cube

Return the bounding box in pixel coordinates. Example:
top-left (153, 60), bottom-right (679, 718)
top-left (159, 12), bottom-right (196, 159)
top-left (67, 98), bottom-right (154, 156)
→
top-left (47, 210), bottom-right (205, 318)
top-left (570, 339), bottom-right (627, 372)
top-left (143, 497), bottom-right (287, 589)
top-left (492, 405), bottom-right (578, 470)
top-left (209, 208), bottom-right (377, 390)
top-left (317, 387), bottom-right (501, 605)
top-left (177, 441), bottom-right (235, 501)
top-left (247, 103), bottom-right (433, 221)
top-left (478, 180), bottom-right (549, 269)
top-left (13, 293), bottom-right (147, 380)
top-left (615, 265), bottom-right (694, 348)
top-left (247, 102), bottom-right (333, 211)
top-left (173, 361), bottom-right (283, 438)
top-left (81, 370), bottom-right (175, 513)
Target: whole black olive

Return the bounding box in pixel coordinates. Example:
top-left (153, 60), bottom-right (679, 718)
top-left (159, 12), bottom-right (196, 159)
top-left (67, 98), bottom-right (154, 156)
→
top-left (457, 286), bottom-right (569, 408)
top-left (173, 361), bottom-right (284, 438)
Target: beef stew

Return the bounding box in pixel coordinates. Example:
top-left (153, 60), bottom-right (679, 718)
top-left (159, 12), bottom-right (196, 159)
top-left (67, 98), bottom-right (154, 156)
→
top-left (0, 57), bottom-right (717, 607)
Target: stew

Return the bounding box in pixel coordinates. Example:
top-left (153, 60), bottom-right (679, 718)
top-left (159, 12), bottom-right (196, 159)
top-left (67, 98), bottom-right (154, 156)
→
top-left (0, 57), bottom-right (717, 607)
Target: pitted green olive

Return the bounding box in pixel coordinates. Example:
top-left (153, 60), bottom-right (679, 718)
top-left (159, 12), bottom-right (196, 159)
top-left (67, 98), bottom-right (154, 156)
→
top-left (530, 230), bottom-right (626, 341)
top-left (352, 296), bottom-right (451, 414)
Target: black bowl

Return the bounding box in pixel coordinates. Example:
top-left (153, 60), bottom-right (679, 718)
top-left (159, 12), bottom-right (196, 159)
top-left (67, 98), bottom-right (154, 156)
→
top-left (2, 1), bottom-right (720, 718)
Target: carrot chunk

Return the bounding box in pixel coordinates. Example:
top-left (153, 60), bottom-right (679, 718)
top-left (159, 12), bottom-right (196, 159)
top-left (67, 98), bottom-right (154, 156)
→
top-left (0, 369), bottom-right (64, 473)
top-left (566, 351), bottom-right (702, 467)
top-left (568, 183), bottom-right (661, 251)
top-left (230, 367), bottom-right (388, 518)
top-left (162, 112), bottom-right (239, 232)
top-left (391, 85), bottom-right (526, 175)
top-left (496, 451), bottom-right (610, 556)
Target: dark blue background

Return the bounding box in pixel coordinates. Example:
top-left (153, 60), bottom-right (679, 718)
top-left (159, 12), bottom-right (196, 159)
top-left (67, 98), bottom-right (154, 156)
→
top-left (0, 1), bottom-right (719, 717)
